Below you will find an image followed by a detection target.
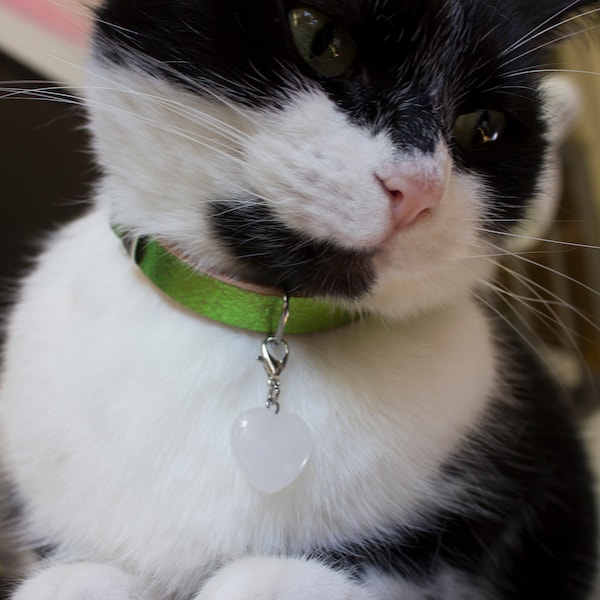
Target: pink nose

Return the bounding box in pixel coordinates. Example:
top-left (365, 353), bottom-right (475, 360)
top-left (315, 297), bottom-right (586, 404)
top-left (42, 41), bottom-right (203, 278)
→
top-left (381, 172), bottom-right (444, 230)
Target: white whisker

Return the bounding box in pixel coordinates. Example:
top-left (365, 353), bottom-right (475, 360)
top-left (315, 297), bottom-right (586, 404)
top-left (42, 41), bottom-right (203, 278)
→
top-left (500, 4), bottom-right (600, 59)
top-left (494, 261), bottom-right (599, 337)
top-left (477, 228), bottom-right (600, 251)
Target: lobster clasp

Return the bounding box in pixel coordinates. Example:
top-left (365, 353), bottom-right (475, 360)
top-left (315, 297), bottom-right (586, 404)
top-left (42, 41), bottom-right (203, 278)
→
top-left (258, 337), bottom-right (289, 379)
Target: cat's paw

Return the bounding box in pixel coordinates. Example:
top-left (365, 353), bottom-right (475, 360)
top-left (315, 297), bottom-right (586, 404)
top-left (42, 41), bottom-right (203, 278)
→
top-left (195, 557), bottom-right (371, 600)
top-left (12, 562), bottom-right (152, 600)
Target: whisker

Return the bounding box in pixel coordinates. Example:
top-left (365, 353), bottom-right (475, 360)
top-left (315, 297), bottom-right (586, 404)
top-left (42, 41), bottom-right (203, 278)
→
top-left (0, 80), bottom-right (299, 215)
top-left (497, 245), bottom-right (600, 300)
top-left (493, 262), bottom-right (598, 339)
top-left (482, 280), bottom-right (585, 354)
top-left (476, 228), bottom-right (600, 251)
top-left (502, 68), bottom-right (600, 79)
top-left (472, 287), bottom-right (560, 379)
top-left (491, 258), bottom-right (599, 391)
top-left (1, 82), bottom-right (253, 147)
top-left (483, 236), bottom-right (600, 337)
top-left (499, 17), bottom-right (600, 70)
top-left (500, 4), bottom-right (600, 59)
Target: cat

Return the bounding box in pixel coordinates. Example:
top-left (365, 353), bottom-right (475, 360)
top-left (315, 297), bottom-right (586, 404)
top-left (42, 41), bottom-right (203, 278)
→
top-left (1, 0), bottom-right (599, 599)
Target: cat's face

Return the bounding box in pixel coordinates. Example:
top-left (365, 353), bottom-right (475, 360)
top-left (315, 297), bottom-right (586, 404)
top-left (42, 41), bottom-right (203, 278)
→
top-left (87, 0), bottom-right (596, 318)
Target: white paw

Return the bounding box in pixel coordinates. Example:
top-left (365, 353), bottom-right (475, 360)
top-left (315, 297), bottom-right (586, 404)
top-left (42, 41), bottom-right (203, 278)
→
top-left (12, 562), bottom-right (152, 600)
top-left (195, 557), bottom-right (372, 600)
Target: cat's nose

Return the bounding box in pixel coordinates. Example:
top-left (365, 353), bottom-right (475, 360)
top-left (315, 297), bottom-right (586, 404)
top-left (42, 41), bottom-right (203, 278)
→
top-left (381, 172), bottom-right (443, 230)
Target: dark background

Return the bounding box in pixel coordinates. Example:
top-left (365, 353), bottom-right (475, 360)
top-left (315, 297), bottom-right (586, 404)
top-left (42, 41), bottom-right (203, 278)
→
top-left (0, 51), bottom-right (95, 312)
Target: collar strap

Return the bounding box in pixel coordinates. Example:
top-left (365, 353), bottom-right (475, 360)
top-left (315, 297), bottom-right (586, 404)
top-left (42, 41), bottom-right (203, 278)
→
top-left (121, 234), bottom-right (358, 334)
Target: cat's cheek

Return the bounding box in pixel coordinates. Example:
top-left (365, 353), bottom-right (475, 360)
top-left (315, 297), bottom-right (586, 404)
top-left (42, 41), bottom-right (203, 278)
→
top-left (360, 258), bottom-right (495, 319)
top-left (359, 173), bottom-right (492, 317)
top-left (377, 172), bottom-right (484, 272)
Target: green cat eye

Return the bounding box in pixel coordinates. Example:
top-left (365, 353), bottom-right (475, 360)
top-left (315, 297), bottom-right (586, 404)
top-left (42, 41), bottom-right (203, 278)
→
top-left (453, 109), bottom-right (508, 152)
top-left (289, 8), bottom-right (357, 78)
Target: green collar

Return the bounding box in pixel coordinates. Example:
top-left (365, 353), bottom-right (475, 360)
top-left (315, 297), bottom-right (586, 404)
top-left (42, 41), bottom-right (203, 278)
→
top-left (122, 235), bottom-right (358, 335)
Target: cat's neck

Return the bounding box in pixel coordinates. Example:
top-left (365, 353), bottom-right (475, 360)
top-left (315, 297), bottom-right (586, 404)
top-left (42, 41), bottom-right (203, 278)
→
top-left (117, 232), bottom-right (361, 335)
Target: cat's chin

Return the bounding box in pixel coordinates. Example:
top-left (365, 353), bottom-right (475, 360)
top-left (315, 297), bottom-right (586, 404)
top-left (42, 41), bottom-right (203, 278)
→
top-left (348, 238), bottom-right (496, 320)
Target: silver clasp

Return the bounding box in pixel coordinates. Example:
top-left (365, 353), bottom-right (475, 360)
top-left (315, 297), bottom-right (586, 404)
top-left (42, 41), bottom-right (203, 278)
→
top-left (257, 295), bottom-right (291, 414)
top-left (258, 337), bottom-right (289, 414)
top-left (274, 294), bottom-right (290, 345)
top-left (259, 337), bottom-right (289, 379)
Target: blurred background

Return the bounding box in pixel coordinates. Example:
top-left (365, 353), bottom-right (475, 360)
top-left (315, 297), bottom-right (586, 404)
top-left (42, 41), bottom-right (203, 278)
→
top-left (0, 0), bottom-right (97, 304)
top-left (0, 0), bottom-right (599, 594)
top-left (499, 40), bottom-right (600, 412)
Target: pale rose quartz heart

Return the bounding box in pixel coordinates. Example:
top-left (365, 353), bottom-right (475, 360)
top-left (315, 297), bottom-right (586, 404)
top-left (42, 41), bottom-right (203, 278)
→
top-left (231, 408), bottom-right (312, 494)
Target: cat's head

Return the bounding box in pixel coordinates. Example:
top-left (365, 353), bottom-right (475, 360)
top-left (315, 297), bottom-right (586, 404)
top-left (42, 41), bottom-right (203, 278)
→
top-left (87, 0), bottom-right (598, 319)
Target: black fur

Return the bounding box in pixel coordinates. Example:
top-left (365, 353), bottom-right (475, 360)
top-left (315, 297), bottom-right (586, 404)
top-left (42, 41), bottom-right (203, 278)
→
top-left (209, 201), bottom-right (376, 298)
top-left (313, 316), bottom-right (597, 598)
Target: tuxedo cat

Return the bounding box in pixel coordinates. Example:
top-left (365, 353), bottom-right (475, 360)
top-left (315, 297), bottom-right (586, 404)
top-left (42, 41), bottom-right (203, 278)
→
top-left (1, 0), bottom-right (599, 599)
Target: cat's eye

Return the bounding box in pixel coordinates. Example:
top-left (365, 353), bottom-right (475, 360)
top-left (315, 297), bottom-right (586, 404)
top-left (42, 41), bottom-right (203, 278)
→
top-left (453, 109), bottom-right (508, 152)
top-left (288, 8), bottom-right (357, 78)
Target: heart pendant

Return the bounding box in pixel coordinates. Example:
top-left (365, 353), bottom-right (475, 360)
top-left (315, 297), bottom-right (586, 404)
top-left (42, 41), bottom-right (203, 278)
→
top-left (230, 408), bottom-right (312, 494)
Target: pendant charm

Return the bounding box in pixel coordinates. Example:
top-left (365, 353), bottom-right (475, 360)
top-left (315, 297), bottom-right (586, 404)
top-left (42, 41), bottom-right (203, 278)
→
top-left (231, 407), bottom-right (312, 494)
top-left (230, 294), bottom-right (312, 493)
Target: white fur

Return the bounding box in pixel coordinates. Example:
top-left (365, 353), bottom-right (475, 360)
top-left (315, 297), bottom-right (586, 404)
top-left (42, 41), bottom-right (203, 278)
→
top-left (0, 56), bottom-right (574, 600)
top-left (195, 557), bottom-right (371, 600)
top-left (12, 563), bottom-right (152, 600)
top-left (12, 558), bottom-right (370, 600)
top-left (0, 205), bottom-right (497, 598)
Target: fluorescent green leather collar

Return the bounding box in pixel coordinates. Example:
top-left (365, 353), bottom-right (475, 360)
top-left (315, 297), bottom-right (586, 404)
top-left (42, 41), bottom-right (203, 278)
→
top-left (124, 235), bottom-right (358, 335)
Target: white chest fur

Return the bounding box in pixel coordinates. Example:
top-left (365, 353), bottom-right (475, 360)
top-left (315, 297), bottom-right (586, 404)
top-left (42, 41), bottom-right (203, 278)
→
top-left (0, 207), bottom-right (497, 596)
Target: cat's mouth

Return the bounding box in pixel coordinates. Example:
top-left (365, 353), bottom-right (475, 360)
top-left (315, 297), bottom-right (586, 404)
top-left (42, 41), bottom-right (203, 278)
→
top-left (207, 187), bottom-right (450, 300)
top-left (209, 200), bottom-right (379, 299)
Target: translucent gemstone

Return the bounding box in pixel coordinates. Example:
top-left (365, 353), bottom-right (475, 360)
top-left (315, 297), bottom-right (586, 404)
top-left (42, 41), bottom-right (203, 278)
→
top-left (230, 407), bottom-right (312, 494)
